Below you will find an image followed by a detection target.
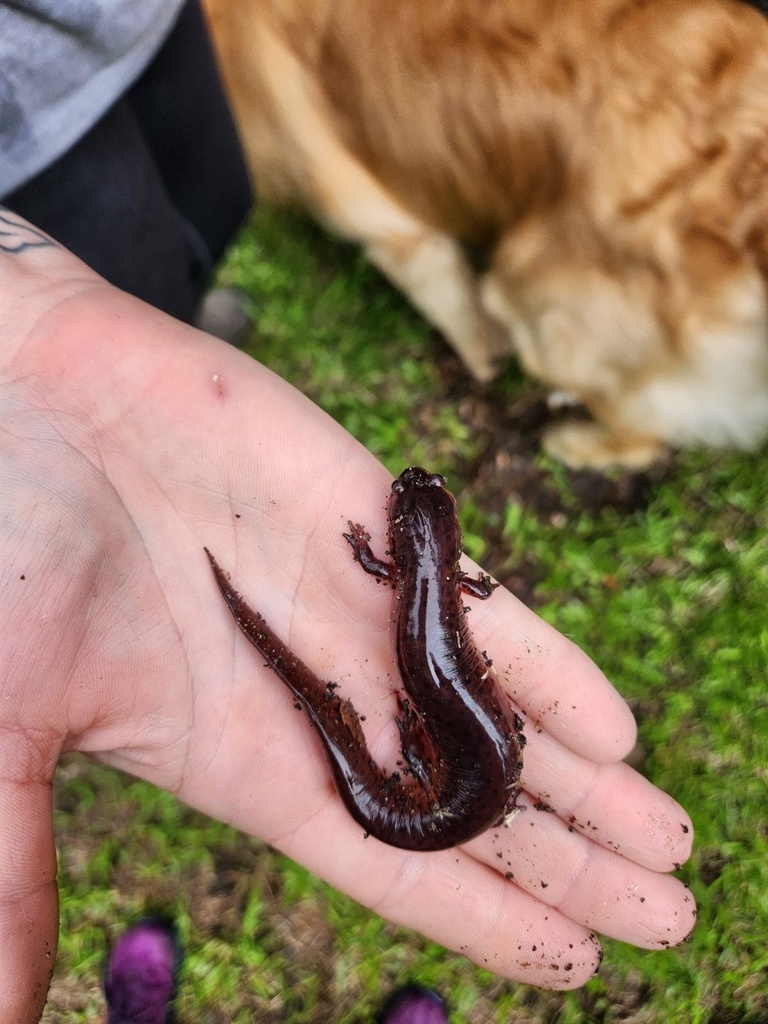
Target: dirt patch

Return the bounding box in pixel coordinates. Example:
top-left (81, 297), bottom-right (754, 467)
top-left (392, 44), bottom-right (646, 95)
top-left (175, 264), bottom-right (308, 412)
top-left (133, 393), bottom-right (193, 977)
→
top-left (434, 368), bottom-right (671, 604)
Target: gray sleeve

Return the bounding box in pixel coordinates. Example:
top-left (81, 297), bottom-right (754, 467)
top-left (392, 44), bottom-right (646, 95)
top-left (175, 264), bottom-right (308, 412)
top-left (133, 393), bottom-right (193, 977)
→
top-left (0, 0), bottom-right (188, 197)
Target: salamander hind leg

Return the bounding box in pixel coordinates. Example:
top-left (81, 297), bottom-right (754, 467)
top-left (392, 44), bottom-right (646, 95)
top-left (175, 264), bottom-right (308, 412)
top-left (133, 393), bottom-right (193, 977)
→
top-left (458, 571), bottom-right (499, 600)
top-left (396, 697), bottom-right (440, 792)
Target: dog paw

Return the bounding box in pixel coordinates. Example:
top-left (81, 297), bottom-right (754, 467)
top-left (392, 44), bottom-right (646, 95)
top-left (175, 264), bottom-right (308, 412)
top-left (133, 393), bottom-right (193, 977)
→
top-left (543, 420), bottom-right (666, 470)
top-left (467, 356), bottom-right (502, 384)
top-left (457, 314), bottom-right (511, 383)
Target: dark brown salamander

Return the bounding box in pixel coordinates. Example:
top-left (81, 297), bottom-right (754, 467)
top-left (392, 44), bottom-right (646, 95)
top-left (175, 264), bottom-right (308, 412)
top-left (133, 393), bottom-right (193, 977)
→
top-left (205, 466), bottom-right (524, 851)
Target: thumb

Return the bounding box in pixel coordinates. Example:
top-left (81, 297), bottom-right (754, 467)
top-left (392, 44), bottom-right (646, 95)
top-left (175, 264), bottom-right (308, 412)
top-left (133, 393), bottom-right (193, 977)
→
top-left (0, 742), bottom-right (59, 1024)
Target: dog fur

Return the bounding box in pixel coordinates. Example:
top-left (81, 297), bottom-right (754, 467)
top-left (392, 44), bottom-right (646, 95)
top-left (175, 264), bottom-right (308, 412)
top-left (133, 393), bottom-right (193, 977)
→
top-left (203, 0), bottom-right (768, 468)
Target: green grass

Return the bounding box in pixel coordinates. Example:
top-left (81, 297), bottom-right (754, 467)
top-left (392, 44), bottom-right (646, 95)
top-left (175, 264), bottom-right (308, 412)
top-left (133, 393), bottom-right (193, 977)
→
top-left (49, 206), bottom-right (768, 1022)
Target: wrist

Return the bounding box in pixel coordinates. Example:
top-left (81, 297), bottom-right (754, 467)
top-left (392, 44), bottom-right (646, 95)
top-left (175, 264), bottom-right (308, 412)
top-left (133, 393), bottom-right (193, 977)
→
top-left (0, 209), bottom-right (109, 366)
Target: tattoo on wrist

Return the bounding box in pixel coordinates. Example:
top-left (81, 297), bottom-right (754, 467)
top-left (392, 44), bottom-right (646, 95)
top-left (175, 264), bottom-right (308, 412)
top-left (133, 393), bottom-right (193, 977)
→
top-left (0, 211), bottom-right (56, 253)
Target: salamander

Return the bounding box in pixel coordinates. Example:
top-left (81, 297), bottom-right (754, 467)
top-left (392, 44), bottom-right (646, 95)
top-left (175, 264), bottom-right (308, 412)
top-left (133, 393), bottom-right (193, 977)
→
top-left (205, 466), bottom-right (524, 851)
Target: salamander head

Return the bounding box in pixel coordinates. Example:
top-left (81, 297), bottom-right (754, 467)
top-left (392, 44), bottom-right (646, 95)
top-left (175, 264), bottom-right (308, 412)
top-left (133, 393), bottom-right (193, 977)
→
top-left (391, 467), bottom-right (447, 497)
top-left (388, 467), bottom-right (461, 561)
top-left (389, 467), bottom-right (455, 525)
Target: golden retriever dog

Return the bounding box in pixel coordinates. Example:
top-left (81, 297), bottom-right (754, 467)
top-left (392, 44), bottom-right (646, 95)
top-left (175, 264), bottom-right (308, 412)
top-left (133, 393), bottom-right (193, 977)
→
top-left (203, 0), bottom-right (768, 468)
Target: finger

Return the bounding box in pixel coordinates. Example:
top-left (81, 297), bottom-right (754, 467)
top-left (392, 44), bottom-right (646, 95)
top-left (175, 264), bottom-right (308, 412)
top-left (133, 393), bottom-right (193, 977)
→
top-left (276, 799), bottom-right (604, 989)
top-left (0, 737), bottom-right (59, 1024)
top-left (471, 588), bottom-right (639, 765)
top-left (161, 684), bottom-right (604, 988)
top-left (519, 724), bottom-right (693, 871)
top-left (469, 791), bottom-right (696, 949)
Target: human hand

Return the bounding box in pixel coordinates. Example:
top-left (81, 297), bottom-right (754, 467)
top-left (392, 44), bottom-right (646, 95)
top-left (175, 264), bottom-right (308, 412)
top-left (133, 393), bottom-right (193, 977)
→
top-left (0, 215), bottom-right (694, 1023)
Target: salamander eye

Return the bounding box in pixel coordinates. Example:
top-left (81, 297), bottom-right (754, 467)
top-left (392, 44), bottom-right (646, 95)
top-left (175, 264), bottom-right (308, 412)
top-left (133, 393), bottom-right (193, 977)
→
top-left (428, 473), bottom-right (447, 488)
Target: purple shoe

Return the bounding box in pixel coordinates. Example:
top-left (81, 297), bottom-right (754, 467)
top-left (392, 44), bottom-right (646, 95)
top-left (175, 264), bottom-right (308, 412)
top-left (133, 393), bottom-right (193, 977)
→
top-left (378, 984), bottom-right (450, 1024)
top-left (103, 917), bottom-right (181, 1024)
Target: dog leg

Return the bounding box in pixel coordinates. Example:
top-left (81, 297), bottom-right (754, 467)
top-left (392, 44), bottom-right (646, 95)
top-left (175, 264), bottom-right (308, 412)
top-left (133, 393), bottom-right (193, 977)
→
top-left (316, 157), bottom-right (508, 381)
top-left (365, 232), bottom-right (509, 383)
top-left (244, 24), bottom-right (507, 381)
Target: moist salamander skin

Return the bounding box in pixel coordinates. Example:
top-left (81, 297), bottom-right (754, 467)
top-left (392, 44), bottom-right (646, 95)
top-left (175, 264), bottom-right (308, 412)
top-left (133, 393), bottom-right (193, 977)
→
top-left (205, 466), bottom-right (524, 851)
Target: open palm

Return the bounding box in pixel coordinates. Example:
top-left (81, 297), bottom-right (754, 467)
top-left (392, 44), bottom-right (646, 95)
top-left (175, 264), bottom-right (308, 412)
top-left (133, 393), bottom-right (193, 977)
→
top-left (0, 238), bottom-right (695, 1023)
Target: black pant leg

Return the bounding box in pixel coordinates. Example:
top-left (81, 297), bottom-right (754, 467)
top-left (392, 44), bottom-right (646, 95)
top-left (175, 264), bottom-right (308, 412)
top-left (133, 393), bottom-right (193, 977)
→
top-left (126, 0), bottom-right (254, 267)
top-left (4, 0), bottom-right (253, 322)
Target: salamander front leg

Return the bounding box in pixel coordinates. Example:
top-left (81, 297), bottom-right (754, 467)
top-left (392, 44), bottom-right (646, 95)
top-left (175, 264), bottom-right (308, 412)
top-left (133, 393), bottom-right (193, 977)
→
top-left (343, 521), bottom-right (394, 581)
